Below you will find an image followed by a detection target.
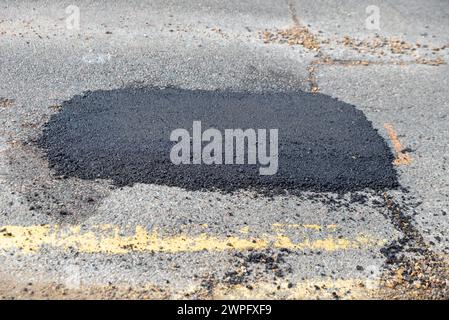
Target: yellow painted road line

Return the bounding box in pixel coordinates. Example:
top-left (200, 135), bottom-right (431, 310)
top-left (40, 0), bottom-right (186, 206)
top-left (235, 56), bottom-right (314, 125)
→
top-left (0, 224), bottom-right (386, 254)
top-left (272, 223), bottom-right (338, 231)
top-left (384, 123), bottom-right (412, 166)
top-left (0, 277), bottom-right (379, 300)
top-left (209, 278), bottom-right (377, 300)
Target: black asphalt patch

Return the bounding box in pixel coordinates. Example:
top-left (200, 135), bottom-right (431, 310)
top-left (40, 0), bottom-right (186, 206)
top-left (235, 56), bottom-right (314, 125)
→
top-left (38, 87), bottom-right (398, 194)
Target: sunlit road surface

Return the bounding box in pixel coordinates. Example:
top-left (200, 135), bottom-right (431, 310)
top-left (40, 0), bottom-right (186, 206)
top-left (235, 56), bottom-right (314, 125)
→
top-left (1, 0), bottom-right (448, 299)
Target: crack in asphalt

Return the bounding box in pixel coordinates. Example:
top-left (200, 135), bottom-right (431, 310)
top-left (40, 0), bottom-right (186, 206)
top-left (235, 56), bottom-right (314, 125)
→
top-left (379, 193), bottom-right (449, 299)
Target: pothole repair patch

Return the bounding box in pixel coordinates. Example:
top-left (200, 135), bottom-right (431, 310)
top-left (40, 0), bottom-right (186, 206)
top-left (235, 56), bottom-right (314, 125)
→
top-left (38, 87), bottom-right (398, 194)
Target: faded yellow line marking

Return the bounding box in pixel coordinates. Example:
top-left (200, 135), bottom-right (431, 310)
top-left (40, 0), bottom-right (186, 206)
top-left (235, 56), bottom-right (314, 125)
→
top-left (0, 224), bottom-right (386, 254)
top-left (210, 279), bottom-right (377, 300)
top-left (0, 277), bottom-right (379, 300)
top-left (384, 123), bottom-right (412, 166)
top-left (272, 223), bottom-right (338, 231)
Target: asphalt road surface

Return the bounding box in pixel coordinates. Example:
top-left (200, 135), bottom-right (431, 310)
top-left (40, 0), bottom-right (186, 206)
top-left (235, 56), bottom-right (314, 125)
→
top-left (38, 88), bottom-right (398, 193)
top-left (0, 0), bottom-right (448, 299)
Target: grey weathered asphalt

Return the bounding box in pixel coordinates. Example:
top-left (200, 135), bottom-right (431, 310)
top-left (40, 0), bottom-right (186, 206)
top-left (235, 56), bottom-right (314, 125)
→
top-left (0, 0), bottom-right (448, 299)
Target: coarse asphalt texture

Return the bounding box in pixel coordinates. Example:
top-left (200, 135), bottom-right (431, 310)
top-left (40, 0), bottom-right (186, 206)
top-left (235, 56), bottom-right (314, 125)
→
top-left (0, 0), bottom-right (448, 300)
top-left (38, 87), bottom-right (398, 194)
